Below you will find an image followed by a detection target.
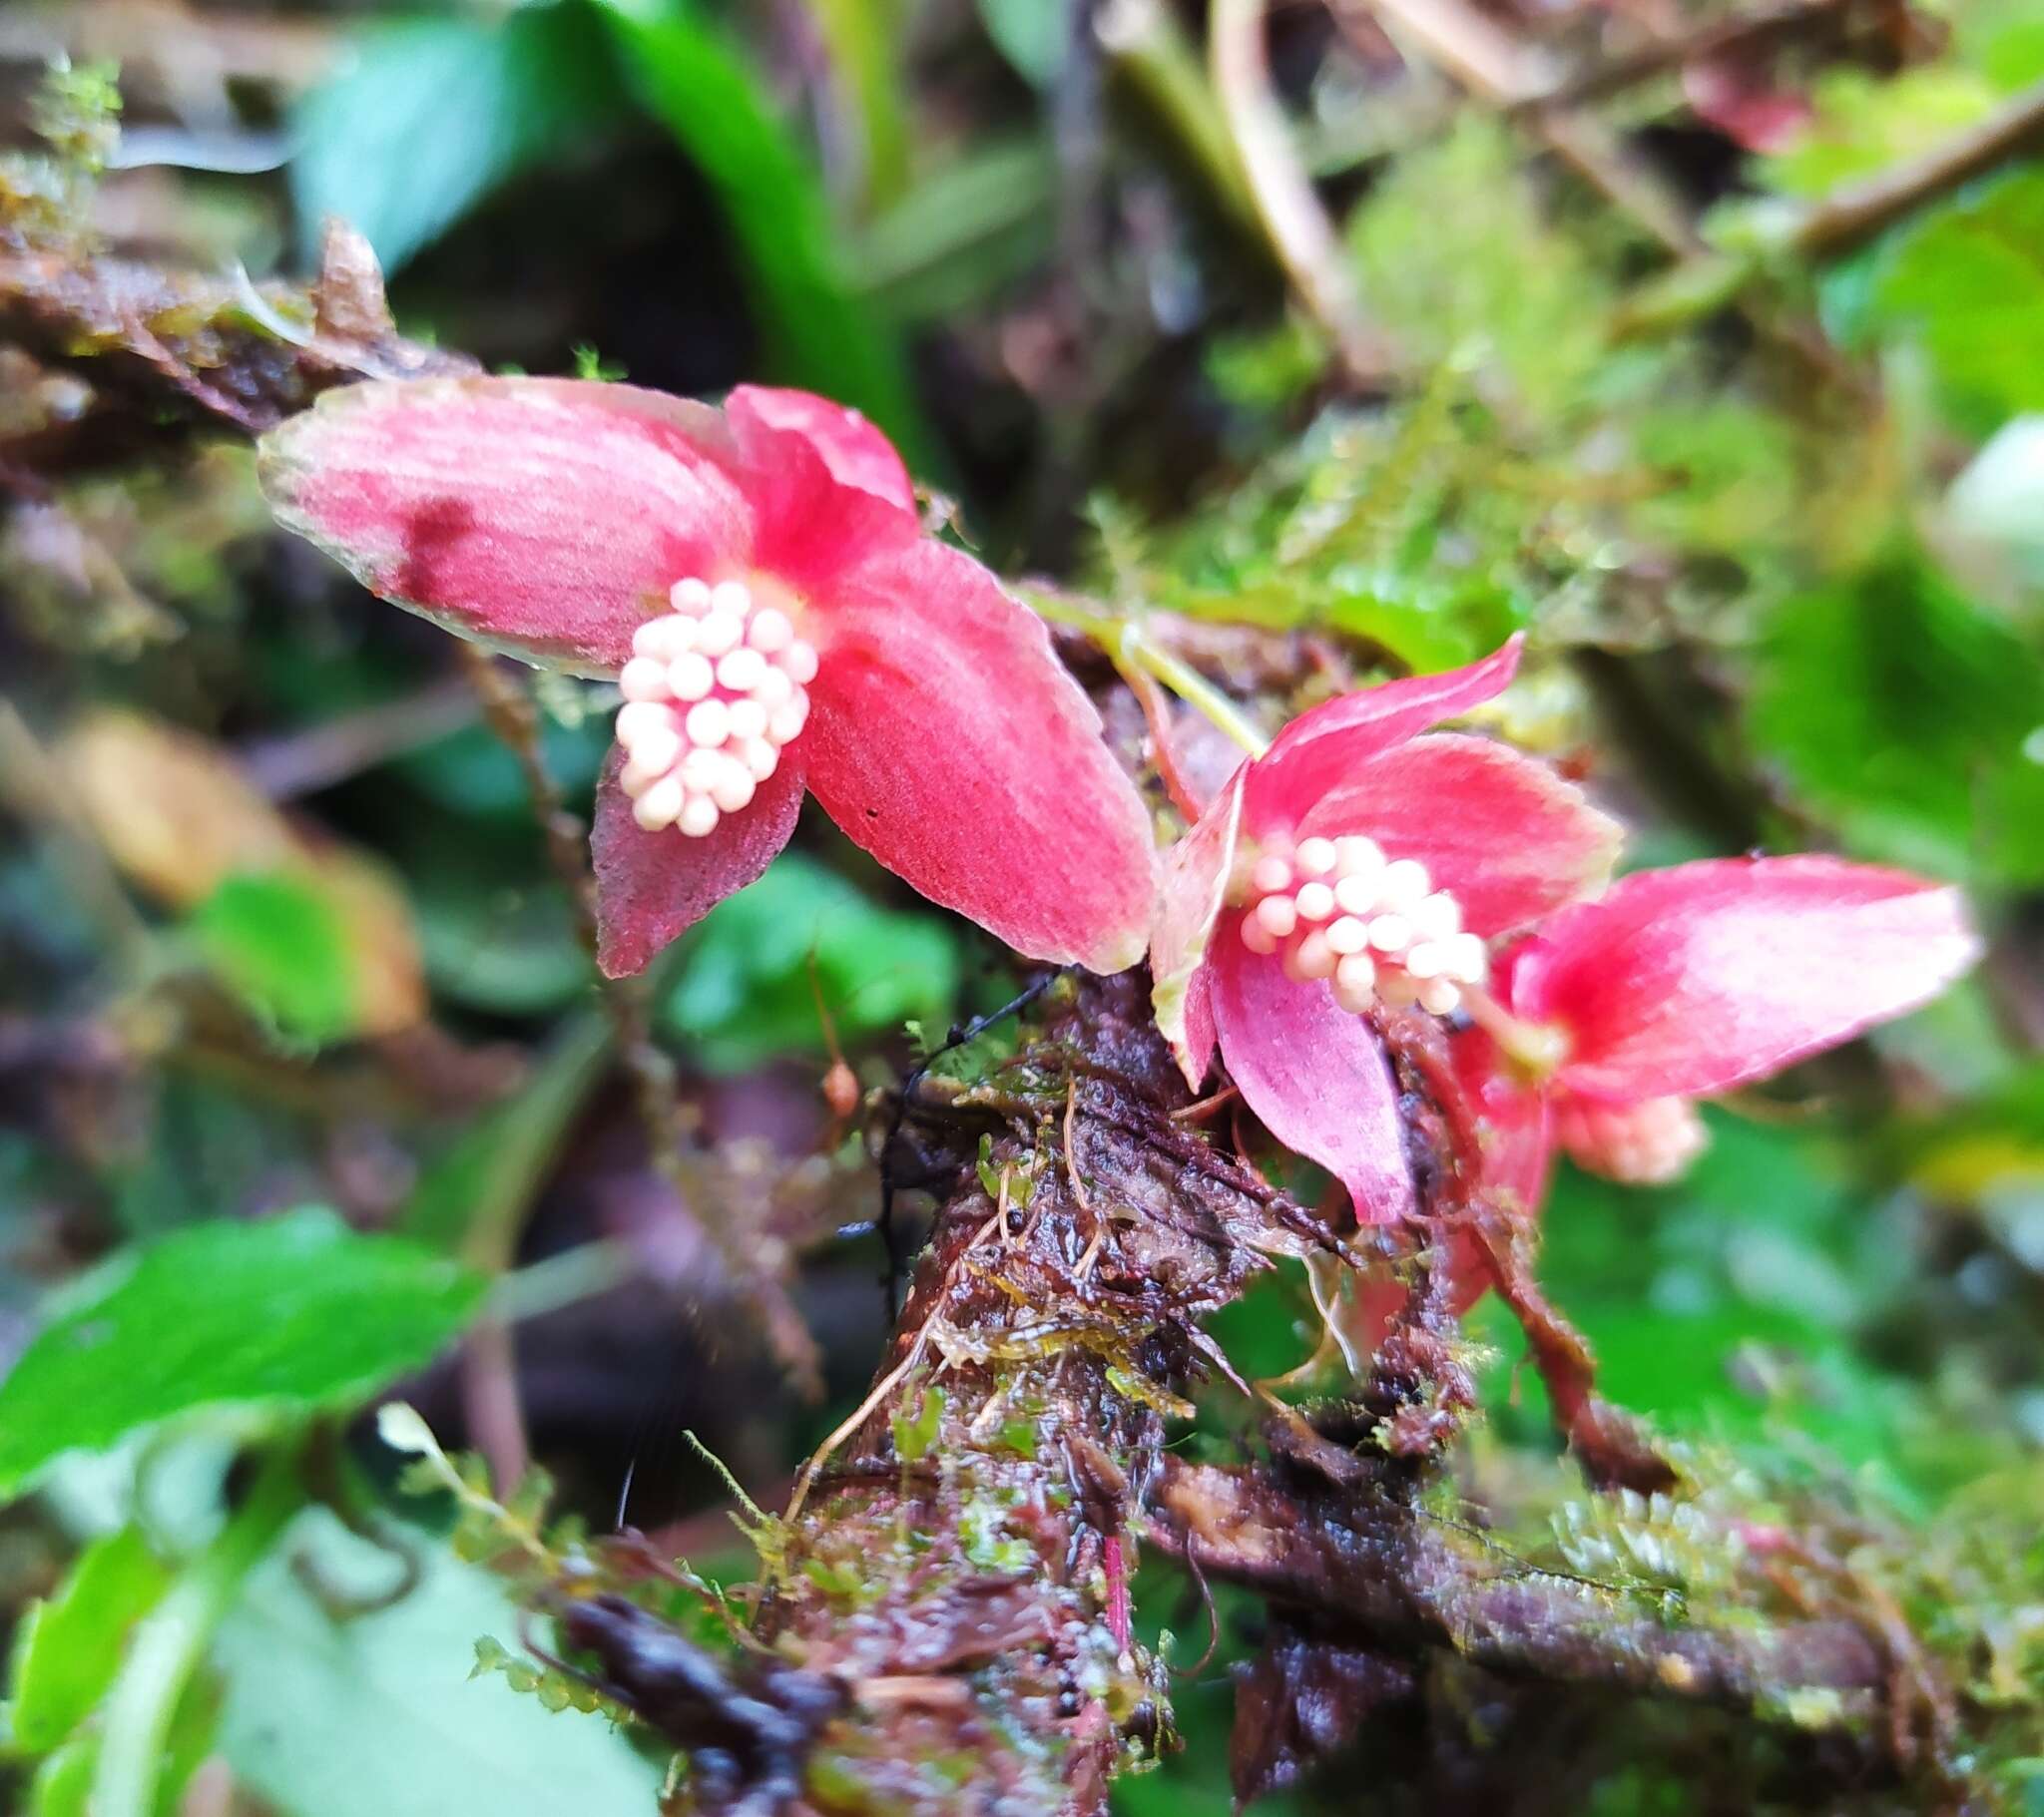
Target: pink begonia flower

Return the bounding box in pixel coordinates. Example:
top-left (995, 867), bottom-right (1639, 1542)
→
top-left (1452, 855), bottom-right (1983, 1206)
top-left (258, 378), bottom-right (1156, 978)
top-left (1150, 636), bottom-right (1623, 1221)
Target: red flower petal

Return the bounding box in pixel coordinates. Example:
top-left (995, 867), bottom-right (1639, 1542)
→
top-left (257, 378), bottom-right (753, 674)
top-left (1511, 856), bottom-right (1982, 1103)
top-left (727, 385), bottom-right (916, 515)
top-left (800, 537), bottom-right (1156, 973)
top-left (1208, 923), bottom-right (1416, 1223)
top-left (1152, 766), bottom-right (1248, 1086)
top-left (1296, 733), bottom-right (1620, 938)
top-left (1245, 637), bottom-right (1524, 834)
top-left (720, 391), bottom-right (922, 599)
top-left (590, 747), bottom-right (806, 978)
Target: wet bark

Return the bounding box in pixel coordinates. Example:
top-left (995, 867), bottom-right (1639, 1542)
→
top-left (706, 974), bottom-right (1927, 1815)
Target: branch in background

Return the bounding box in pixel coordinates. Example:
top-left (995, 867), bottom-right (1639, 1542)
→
top-left (0, 220), bottom-right (469, 477)
top-left (1787, 75), bottom-right (2044, 257)
top-left (1337, 0), bottom-right (1703, 256)
top-left (1149, 1459), bottom-right (1902, 1730)
top-left (1210, 0), bottom-right (1400, 385)
top-left (1531, 0), bottom-right (1870, 111)
top-left (239, 678), bottom-right (480, 800)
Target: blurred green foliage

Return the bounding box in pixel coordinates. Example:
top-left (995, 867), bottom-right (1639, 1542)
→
top-left (660, 850), bottom-right (961, 1073)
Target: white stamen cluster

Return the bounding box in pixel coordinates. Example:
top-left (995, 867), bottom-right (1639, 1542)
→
top-left (1239, 835), bottom-right (1486, 1018)
top-left (613, 579), bottom-right (816, 836)
top-left (1555, 1096), bottom-right (1707, 1185)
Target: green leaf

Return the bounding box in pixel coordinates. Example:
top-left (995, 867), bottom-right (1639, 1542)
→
top-left (290, 5), bottom-right (620, 273)
top-left (7, 1528), bottom-right (170, 1755)
top-left (851, 136), bottom-right (1055, 323)
top-left (213, 1509), bottom-right (664, 1817)
top-left (976, 0), bottom-right (1061, 86)
top-left (1860, 169), bottom-right (2044, 438)
top-left (0, 1209), bottom-right (485, 1500)
top-left (187, 870), bottom-right (355, 1045)
top-left (29, 1731), bottom-right (96, 1817)
top-left (591, 0), bottom-right (931, 464)
top-left (660, 851), bottom-right (960, 1072)
top-left (1748, 555), bottom-right (2044, 883)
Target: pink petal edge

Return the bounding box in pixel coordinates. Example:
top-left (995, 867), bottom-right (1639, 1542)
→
top-left (590, 747), bottom-right (807, 978)
top-left (1208, 926), bottom-right (1417, 1223)
top-left (1245, 636), bottom-right (1524, 833)
top-left (1151, 765), bottom-right (1248, 1086)
top-left (726, 385), bottom-right (917, 516)
top-left (1511, 855), bottom-right (1982, 1103)
top-left (1296, 732), bottom-right (1621, 939)
top-left (800, 535), bottom-right (1158, 974)
top-left (257, 377), bottom-right (754, 675)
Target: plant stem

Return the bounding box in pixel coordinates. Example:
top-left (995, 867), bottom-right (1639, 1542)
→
top-left (90, 1443), bottom-right (303, 1817)
top-left (1121, 625), bottom-right (1273, 756)
top-left (1100, 0), bottom-right (1262, 234)
top-left (1031, 592), bottom-right (1273, 756)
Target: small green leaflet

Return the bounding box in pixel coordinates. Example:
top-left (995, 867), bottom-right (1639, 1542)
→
top-left (0, 1209), bottom-right (485, 1500)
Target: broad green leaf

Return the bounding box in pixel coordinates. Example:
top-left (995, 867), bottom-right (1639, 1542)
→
top-left (7, 1528), bottom-right (169, 1754)
top-left (290, 5), bottom-right (620, 272)
top-left (29, 1731), bottom-right (96, 1817)
top-left (1861, 169), bottom-right (2044, 438)
top-left (188, 871), bottom-right (356, 1045)
top-left (1748, 556), bottom-right (2044, 884)
top-left (214, 1509), bottom-right (665, 1817)
top-left (661, 851), bottom-right (960, 1072)
top-left (592, 0), bottom-right (930, 463)
top-left (0, 1209), bottom-right (485, 1500)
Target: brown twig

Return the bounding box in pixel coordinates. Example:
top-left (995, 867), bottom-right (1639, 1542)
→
top-left (1530, 0), bottom-right (1866, 111)
top-left (1335, 0), bottom-right (1703, 256)
top-left (239, 679), bottom-right (480, 799)
top-left (1211, 0), bottom-right (1400, 385)
top-left (1150, 1458), bottom-right (1897, 1722)
top-left (460, 1315), bottom-right (530, 1496)
top-left (1788, 76), bottom-right (2044, 258)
